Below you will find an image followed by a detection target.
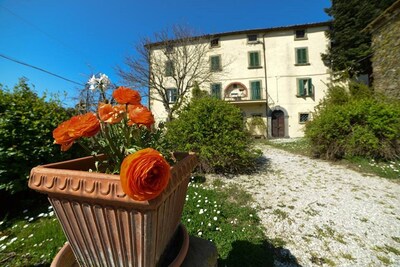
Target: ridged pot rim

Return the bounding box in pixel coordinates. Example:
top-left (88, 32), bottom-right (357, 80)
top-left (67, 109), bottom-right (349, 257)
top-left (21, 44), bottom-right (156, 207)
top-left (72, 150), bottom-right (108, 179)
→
top-left (28, 153), bottom-right (197, 210)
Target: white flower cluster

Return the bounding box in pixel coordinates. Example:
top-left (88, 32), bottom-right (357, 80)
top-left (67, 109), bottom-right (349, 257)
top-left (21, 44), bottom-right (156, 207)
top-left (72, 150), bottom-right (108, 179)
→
top-left (87, 73), bottom-right (111, 91)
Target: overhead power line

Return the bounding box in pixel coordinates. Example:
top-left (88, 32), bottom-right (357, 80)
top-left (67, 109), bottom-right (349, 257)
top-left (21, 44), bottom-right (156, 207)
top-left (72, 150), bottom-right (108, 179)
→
top-left (0, 53), bottom-right (85, 86)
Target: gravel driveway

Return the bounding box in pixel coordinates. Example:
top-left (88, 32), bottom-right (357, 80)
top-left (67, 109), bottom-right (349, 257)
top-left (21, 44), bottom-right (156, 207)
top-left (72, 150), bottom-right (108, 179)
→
top-left (208, 144), bottom-right (400, 266)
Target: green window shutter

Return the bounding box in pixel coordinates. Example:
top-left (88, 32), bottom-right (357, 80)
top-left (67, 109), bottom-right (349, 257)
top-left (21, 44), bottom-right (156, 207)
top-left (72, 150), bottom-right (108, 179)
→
top-left (254, 53), bottom-right (259, 66)
top-left (165, 61), bottom-right (174, 76)
top-left (173, 88), bottom-right (178, 102)
top-left (307, 79), bottom-right (313, 96)
top-left (303, 49), bottom-right (308, 63)
top-left (249, 52), bottom-right (259, 67)
top-left (216, 84), bottom-right (221, 99)
top-left (296, 48), bottom-right (308, 64)
top-left (251, 81), bottom-right (261, 100)
top-left (298, 79), bottom-right (305, 96)
top-left (211, 84), bottom-right (221, 99)
top-left (211, 56), bottom-right (220, 71)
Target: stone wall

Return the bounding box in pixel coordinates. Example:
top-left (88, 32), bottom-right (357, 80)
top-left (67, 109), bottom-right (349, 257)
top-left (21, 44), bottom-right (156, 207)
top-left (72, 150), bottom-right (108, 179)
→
top-left (371, 10), bottom-right (400, 99)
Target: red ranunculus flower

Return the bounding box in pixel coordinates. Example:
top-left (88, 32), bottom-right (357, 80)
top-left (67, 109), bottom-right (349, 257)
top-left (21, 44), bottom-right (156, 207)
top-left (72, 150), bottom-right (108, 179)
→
top-left (112, 86), bottom-right (141, 105)
top-left (53, 112), bottom-right (100, 151)
top-left (127, 104), bottom-right (155, 129)
top-left (120, 148), bottom-right (171, 201)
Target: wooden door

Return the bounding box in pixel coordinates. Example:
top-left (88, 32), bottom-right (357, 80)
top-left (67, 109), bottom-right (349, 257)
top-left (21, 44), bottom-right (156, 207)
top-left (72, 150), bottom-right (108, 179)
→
top-left (271, 110), bottom-right (285, 138)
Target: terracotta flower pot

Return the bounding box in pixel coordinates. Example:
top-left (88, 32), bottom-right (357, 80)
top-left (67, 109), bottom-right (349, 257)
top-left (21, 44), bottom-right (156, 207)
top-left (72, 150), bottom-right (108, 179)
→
top-left (28, 153), bottom-right (197, 267)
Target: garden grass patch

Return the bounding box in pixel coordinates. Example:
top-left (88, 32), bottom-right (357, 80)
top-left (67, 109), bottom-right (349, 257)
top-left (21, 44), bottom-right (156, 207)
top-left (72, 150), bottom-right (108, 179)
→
top-left (310, 253), bottom-right (336, 266)
top-left (182, 178), bottom-right (277, 266)
top-left (377, 255), bottom-right (392, 265)
top-left (272, 209), bottom-right (289, 220)
top-left (340, 252), bottom-right (356, 261)
top-left (373, 244), bottom-right (400, 256)
top-left (0, 207), bottom-right (65, 266)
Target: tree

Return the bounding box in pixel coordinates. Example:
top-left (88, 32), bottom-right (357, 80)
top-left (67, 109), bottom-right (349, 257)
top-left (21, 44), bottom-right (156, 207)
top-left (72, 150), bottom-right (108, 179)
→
top-left (166, 96), bottom-right (261, 174)
top-left (0, 78), bottom-right (81, 195)
top-left (305, 82), bottom-right (400, 160)
top-left (322, 0), bottom-right (396, 79)
top-left (191, 81), bottom-right (209, 99)
top-left (118, 25), bottom-right (228, 121)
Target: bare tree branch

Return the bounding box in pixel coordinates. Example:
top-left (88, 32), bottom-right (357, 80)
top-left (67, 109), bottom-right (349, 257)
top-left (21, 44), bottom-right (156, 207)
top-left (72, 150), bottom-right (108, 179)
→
top-left (117, 25), bottom-right (230, 121)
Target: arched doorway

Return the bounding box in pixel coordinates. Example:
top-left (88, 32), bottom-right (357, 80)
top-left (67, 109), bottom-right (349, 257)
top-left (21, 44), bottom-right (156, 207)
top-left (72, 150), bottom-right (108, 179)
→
top-left (271, 110), bottom-right (285, 138)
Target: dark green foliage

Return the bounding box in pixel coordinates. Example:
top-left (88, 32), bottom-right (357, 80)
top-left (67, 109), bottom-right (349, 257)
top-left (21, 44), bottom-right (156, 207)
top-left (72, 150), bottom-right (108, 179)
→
top-left (166, 97), bottom-right (261, 174)
top-left (191, 81), bottom-right (208, 100)
top-left (0, 79), bottom-right (81, 195)
top-left (305, 83), bottom-right (400, 160)
top-left (322, 0), bottom-right (396, 77)
top-left (247, 116), bottom-right (267, 135)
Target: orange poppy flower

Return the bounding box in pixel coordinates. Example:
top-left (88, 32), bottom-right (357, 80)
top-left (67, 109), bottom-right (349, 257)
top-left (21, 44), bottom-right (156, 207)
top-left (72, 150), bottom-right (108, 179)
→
top-left (98, 103), bottom-right (126, 124)
top-left (53, 112), bottom-right (100, 151)
top-left (127, 104), bottom-right (155, 129)
top-left (120, 148), bottom-right (171, 201)
top-left (112, 86), bottom-right (141, 105)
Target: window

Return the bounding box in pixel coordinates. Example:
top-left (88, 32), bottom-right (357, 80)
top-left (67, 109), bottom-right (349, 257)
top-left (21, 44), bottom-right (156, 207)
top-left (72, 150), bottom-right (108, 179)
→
top-left (248, 51), bottom-right (261, 68)
top-left (165, 60), bottom-right (174, 76)
top-left (250, 81), bottom-right (261, 100)
top-left (210, 38), bottom-right (219, 47)
top-left (295, 29), bottom-right (307, 40)
top-left (211, 83), bottom-right (222, 99)
top-left (210, 55), bottom-right (221, 71)
top-left (247, 34), bottom-right (258, 43)
top-left (299, 113), bottom-right (310, 123)
top-left (295, 47), bottom-right (309, 65)
top-left (297, 78), bottom-right (313, 97)
top-left (166, 88), bottom-right (177, 103)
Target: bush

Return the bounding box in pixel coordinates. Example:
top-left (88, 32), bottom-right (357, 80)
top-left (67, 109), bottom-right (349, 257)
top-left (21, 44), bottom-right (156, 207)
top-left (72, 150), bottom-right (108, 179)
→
top-left (166, 97), bottom-right (261, 174)
top-left (305, 83), bottom-right (400, 160)
top-left (0, 79), bottom-right (81, 196)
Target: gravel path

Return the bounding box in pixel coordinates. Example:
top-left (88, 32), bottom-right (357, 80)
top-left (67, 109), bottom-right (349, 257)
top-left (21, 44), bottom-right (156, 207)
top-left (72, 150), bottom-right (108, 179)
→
top-left (208, 144), bottom-right (400, 266)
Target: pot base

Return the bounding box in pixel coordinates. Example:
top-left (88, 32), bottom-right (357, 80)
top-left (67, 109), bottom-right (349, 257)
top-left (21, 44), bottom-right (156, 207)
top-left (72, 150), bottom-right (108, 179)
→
top-left (51, 224), bottom-right (189, 267)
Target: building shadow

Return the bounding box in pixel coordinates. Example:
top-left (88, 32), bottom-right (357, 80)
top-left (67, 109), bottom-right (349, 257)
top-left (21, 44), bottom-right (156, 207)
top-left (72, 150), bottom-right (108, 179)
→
top-left (218, 239), bottom-right (301, 267)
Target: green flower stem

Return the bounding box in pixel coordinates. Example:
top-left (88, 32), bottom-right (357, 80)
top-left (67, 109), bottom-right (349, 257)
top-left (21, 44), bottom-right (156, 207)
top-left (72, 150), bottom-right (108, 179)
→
top-left (102, 123), bottom-right (124, 166)
top-left (77, 141), bottom-right (101, 163)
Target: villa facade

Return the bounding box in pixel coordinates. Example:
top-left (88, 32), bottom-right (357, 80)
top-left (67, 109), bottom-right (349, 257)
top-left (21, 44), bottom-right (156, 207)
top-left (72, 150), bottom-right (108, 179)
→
top-left (148, 22), bottom-right (331, 138)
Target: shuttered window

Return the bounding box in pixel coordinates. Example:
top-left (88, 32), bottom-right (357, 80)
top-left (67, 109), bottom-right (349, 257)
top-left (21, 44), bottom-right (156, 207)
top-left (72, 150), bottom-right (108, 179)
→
top-left (297, 78), bottom-right (313, 97)
top-left (211, 83), bottom-right (222, 99)
top-left (165, 60), bottom-right (174, 76)
top-left (295, 48), bottom-right (308, 65)
top-left (210, 56), bottom-right (221, 71)
top-left (250, 81), bottom-right (261, 100)
top-left (249, 52), bottom-right (260, 68)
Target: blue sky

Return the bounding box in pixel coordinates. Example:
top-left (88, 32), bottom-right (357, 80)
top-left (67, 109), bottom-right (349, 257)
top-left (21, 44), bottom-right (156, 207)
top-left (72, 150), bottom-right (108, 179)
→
top-left (0, 0), bottom-right (331, 106)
